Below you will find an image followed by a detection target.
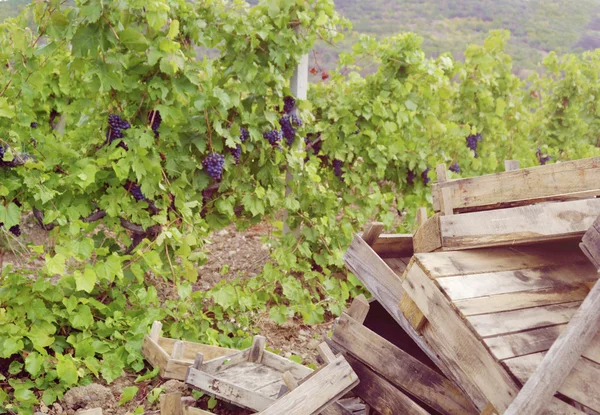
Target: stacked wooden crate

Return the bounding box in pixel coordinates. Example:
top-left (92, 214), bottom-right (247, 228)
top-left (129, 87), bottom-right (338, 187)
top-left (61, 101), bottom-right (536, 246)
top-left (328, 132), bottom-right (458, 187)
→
top-left (346, 157), bottom-right (600, 414)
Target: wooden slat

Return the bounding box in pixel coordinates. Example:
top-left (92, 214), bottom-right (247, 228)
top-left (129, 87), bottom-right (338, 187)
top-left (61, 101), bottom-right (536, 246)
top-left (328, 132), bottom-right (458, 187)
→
top-left (258, 355), bottom-right (358, 415)
top-left (581, 216), bottom-right (600, 269)
top-left (158, 337), bottom-right (233, 362)
top-left (505, 259), bottom-right (600, 415)
top-left (370, 234), bottom-right (414, 258)
top-left (382, 257), bottom-right (411, 276)
top-left (467, 301), bottom-right (582, 338)
top-left (437, 263), bottom-right (597, 301)
top-left (402, 264), bottom-right (520, 413)
top-left (439, 199), bottom-right (600, 250)
top-left (186, 365), bottom-right (275, 411)
top-left (281, 369), bottom-right (351, 415)
top-left (344, 354), bottom-right (429, 415)
top-left (332, 312), bottom-right (477, 415)
top-left (413, 214), bottom-right (442, 253)
top-left (259, 352), bottom-right (313, 379)
top-left (196, 349), bottom-right (251, 373)
top-left (346, 294), bottom-right (370, 325)
top-left (160, 393), bottom-right (182, 415)
top-left (431, 156), bottom-right (600, 213)
top-left (485, 325), bottom-right (600, 363)
top-left (361, 222), bottom-right (384, 245)
top-left (504, 352), bottom-right (600, 412)
top-left (454, 285), bottom-right (591, 316)
top-left (344, 235), bottom-right (488, 409)
top-left (415, 242), bottom-right (588, 279)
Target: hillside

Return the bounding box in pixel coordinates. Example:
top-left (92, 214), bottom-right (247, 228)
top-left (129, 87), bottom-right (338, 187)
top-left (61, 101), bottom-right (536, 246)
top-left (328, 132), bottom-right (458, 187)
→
top-left (333, 0), bottom-right (600, 75)
top-left (2, 0), bottom-right (600, 74)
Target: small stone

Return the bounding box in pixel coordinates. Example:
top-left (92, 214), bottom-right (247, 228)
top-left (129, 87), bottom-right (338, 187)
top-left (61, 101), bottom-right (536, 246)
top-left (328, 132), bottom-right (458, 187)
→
top-left (284, 352), bottom-right (292, 358)
top-left (217, 229), bottom-right (229, 236)
top-left (307, 339), bottom-right (320, 350)
top-left (39, 403), bottom-right (50, 413)
top-left (35, 412), bottom-right (46, 415)
top-left (298, 329), bottom-right (310, 337)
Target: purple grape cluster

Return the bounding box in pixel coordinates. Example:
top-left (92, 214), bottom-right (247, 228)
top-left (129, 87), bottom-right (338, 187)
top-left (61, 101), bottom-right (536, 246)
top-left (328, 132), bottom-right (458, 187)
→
top-left (31, 122), bottom-right (38, 128)
top-left (332, 159), bottom-right (344, 180)
top-left (279, 115), bottom-right (296, 146)
top-left (9, 225), bottom-right (21, 237)
top-left (240, 127), bottom-right (249, 143)
top-left (407, 169), bottom-right (417, 185)
top-left (0, 145), bottom-right (6, 159)
top-left (203, 152), bottom-right (225, 180)
top-left (536, 148), bottom-right (551, 165)
top-left (449, 162), bottom-right (460, 173)
top-left (466, 133), bottom-right (483, 157)
top-left (107, 114), bottom-right (131, 144)
top-left (291, 115), bottom-right (302, 127)
top-left (263, 130), bottom-right (282, 147)
top-left (148, 110), bottom-right (162, 137)
top-left (283, 96), bottom-right (296, 114)
top-left (201, 187), bottom-right (217, 217)
top-left (130, 183), bottom-right (145, 201)
top-left (230, 145), bottom-right (242, 164)
top-left (422, 168), bottom-right (431, 186)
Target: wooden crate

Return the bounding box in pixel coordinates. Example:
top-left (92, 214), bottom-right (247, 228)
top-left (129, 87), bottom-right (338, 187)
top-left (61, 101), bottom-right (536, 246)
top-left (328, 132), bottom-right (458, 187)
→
top-left (345, 233), bottom-right (600, 413)
top-left (400, 240), bottom-right (600, 414)
top-left (142, 321), bottom-right (235, 381)
top-left (185, 335), bottom-right (314, 412)
top-left (414, 160), bottom-right (600, 253)
top-left (328, 295), bottom-right (478, 415)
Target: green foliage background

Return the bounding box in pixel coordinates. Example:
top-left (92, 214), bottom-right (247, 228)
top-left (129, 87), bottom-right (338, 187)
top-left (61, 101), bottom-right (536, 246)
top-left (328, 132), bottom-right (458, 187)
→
top-left (0, 0), bottom-right (599, 413)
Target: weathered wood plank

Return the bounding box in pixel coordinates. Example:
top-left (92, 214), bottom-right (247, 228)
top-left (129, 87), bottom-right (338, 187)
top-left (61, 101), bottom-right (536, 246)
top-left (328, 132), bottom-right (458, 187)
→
top-left (504, 352), bottom-right (600, 413)
top-left (504, 256), bottom-right (600, 415)
top-left (484, 324), bottom-right (600, 363)
top-left (261, 351), bottom-right (313, 380)
top-left (370, 234), bottom-right (414, 258)
top-left (454, 285), bottom-right (591, 316)
top-left (160, 393), bottom-right (182, 415)
top-left (344, 354), bottom-right (429, 415)
top-left (186, 365), bottom-right (275, 411)
top-left (437, 263), bottom-right (597, 301)
top-left (158, 337), bottom-right (234, 362)
top-left (431, 156), bottom-right (600, 213)
top-left (581, 216), bottom-right (600, 269)
top-left (258, 355), bottom-right (358, 415)
top-left (248, 335), bottom-right (266, 363)
top-left (467, 301), bottom-right (581, 337)
top-left (402, 264), bottom-right (519, 413)
top-left (346, 294), bottom-right (370, 325)
top-left (343, 235), bottom-right (488, 409)
top-left (439, 199), bottom-right (600, 250)
top-left (413, 214), bottom-right (443, 253)
top-left (361, 222), bottom-right (384, 246)
top-left (415, 242), bottom-right (588, 279)
top-left (332, 312), bottom-right (477, 415)
top-left (280, 370), bottom-right (352, 415)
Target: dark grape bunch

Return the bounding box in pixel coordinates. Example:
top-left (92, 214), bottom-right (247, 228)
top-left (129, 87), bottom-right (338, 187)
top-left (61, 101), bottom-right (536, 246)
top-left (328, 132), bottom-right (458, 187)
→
top-left (407, 169), bottom-right (417, 185)
top-left (9, 225), bottom-right (21, 237)
top-left (263, 130), bottom-right (282, 147)
top-left (283, 96), bottom-right (296, 114)
top-left (422, 167), bottom-right (431, 186)
top-left (30, 122), bottom-right (38, 128)
top-left (130, 184), bottom-right (145, 201)
top-left (0, 145), bottom-right (6, 159)
top-left (536, 148), bottom-right (551, 165)
top-left (229, 145), bottom-right (242, 164)
top-left (201, 187), bottom-right (217, 218)
top-left (107, 114), bottom-right (131, 150)
top-left (449, 162), bottom-right (460, 173)
top-left (203, 152), bottom-right (225, 180)
top-left (291, 115), bottom-right (302, 127)
top-left (240, 127), bottom-right (249, 143)
top-left (148, 110), bottom-right (162, 138)
top-left (332, 159), bottom-right (344, 181)
top-left (279, 115), bottom-right (296, 146)
top-left (466, 133), bottom-right (483, 157)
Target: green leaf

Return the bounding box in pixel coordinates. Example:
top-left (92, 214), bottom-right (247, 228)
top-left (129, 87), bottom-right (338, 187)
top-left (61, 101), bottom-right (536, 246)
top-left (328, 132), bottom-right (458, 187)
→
top-left (25, 352), bottom-right (45, 377)
top-left (119, 28), bottom-right (149, 52)
top-left (119, 386), bottom-right (139, 405)
top-left (135, 367), bottom-right (159, 383)
top-left (0, 98), bottom-right (15, 118)
top-left (45, 253), bottom-right (66, 275)
top-left (167, 20), bottom-right (180, 40)
top-left (75, 269), bottom-right (96, 293)
top-left (71, 24), bottom-right (100, 57)
top-left (147, 387), bottom-right (164, 404)
top-left (57, 357), bottom-right (78, 386)
top-left (0, 202), bottom-right (20, 228)
top-left (207, 396), bottom-right (218, 410)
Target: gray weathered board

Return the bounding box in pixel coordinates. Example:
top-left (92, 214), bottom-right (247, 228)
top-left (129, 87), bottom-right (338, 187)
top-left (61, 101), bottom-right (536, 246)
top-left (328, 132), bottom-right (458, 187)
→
top-left (185, 335), bottom-right (313, 412)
